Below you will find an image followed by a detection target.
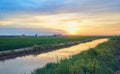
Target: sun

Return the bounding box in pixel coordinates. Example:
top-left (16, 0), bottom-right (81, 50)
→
top-left (68, 28), bottom-right (77, 35)
top-left (64, 21), bottom-right (79, 35)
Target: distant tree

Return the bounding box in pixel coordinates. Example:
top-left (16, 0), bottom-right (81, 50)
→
top-left (35, 34), bottom-right (38, 37)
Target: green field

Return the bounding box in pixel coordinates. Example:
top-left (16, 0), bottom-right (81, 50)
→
top-left (0, 36), bottom-right (101, 51)
top-left (32, 36), bottom-right (120, 74)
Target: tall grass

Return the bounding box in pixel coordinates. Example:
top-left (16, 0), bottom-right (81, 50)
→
top-left (32, 37), bottom-right (120, 74)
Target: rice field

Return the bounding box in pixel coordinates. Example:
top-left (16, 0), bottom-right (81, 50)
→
top-left (0, 36), bottom-right (101, 51)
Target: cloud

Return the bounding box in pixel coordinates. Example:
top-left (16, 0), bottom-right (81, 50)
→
top-left (0, 0), bottom-right (120, 14)
top-left (0, 0), bottom-right (120, 20)
top-left (0, 0), bottom-right (120, 35)
top-left (0, 26), bottom-right (64, 35)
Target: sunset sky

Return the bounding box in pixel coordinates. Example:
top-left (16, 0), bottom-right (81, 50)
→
top-left (0, 0), bottom-right (120, 35)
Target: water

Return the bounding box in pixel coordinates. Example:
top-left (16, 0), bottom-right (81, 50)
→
top-left (0, 39), bottom-right (108, 74)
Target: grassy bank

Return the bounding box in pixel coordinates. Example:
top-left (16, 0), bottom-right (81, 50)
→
top-left (32, 37), bottom-right (120, 74)
top-left (0, 36), bottom-right (101, 51)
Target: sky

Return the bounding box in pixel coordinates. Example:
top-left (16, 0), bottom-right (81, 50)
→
top-left (0, 0), bottom-right (120, 35)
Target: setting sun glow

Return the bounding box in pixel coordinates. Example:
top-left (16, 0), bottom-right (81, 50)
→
top-left (64, 21), bottom-right (78, 35)
top-left (68, 28), bottom-right (77, 35)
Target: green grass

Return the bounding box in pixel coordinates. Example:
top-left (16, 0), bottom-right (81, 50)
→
top-left (0, 36), bottom-right (101, 51)
top-left (32, 36), bottom-right (120, 74)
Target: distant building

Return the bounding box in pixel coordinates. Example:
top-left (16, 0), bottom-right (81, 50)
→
top-left (20, 34), bottom-right (26, 37)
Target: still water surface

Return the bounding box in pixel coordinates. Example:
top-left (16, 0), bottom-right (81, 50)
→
top-left (0, 39), bottom-right (108, 74)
